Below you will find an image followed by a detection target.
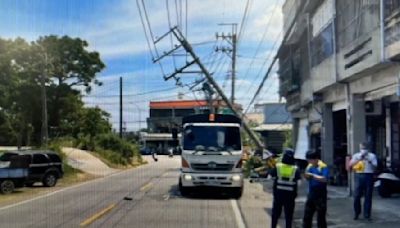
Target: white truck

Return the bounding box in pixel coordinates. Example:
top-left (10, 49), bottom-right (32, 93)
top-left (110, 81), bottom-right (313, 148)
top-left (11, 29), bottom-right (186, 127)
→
top-left (178, 114), bottom-right (244, 198)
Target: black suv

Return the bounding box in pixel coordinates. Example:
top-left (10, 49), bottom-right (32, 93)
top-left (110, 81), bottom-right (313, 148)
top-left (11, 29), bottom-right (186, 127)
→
top-left (0, 150), bottom-right (64, 187)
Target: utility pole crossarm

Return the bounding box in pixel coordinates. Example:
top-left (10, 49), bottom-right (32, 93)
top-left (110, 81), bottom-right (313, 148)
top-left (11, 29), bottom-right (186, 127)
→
top-left (163, 59), bottom-right (197, 81)
top-left (171, 28), bottom-right (266, 152)
top-left (153, 44), bottom-right (182, 63)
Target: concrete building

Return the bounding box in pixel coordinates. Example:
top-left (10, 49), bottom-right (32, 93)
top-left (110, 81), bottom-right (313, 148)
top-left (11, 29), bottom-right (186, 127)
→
top-left (141, 99), bottom-right (241, 154)
top-left (252, 103), bottom-right (292, 154)
top-left (278, 0), bottom-right (400, 187)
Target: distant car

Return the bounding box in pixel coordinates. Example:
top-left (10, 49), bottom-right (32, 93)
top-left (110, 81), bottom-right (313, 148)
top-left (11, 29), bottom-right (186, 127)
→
top-left (139, 147), bottom-right (152, 155)
top-left (0, 151), bottom-right (64, 187)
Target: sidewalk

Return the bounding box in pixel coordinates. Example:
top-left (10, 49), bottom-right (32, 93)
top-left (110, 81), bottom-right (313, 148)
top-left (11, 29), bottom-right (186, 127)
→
top-left (243, 179), bottom-right (400, 228)
top-left (292, 184), bottom-right (400, 228)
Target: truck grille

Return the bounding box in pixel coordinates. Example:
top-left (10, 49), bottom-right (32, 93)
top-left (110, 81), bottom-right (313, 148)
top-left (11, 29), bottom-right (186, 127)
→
top-left (190, 163), bottom-right (234, 171)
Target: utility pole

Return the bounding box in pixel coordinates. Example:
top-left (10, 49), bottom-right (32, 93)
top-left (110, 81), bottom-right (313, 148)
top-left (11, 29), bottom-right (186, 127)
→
top-left (202, 82), bottom-right (215, 114)
top-left (170, 27), bottom-right (266, 152)
top-left (41, 51), bottom-right (49, 147)
top-left (152, 27), bottom-right (270, 155)
top-left (119, 77), bottom-right (123, 138)
top-left (216, 23), bottom-right (237, 103)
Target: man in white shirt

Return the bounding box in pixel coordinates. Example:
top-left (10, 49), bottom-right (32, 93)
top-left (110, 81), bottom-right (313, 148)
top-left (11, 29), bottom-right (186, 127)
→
top-left (349, 142), bottom-right (377, 221)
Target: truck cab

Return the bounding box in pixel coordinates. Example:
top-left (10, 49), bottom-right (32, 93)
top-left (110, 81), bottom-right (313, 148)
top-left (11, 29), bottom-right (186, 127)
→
top-left (178, 114), bottom-right (244, 198)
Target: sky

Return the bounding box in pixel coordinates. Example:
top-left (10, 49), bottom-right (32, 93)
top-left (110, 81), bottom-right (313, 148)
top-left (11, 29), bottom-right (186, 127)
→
top-left (0, 0), bottom-right (284, 131)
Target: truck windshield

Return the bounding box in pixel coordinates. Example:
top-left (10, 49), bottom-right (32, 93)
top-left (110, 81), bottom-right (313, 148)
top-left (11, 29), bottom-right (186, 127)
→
top-left (183, 125), bottom-right (241, 151)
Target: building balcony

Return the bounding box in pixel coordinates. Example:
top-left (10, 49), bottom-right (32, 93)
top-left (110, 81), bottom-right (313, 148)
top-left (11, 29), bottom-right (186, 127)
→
top-left (335, 1), bottom-right (382, 81)
top-left (385, 5), bottom-right (400, 60)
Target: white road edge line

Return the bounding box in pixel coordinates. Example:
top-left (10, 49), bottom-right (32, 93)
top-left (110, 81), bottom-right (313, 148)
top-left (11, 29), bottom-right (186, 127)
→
top-left (0, 162), bottom-right (152, 211)
top-left (230, 199), bottom-right (246, 228)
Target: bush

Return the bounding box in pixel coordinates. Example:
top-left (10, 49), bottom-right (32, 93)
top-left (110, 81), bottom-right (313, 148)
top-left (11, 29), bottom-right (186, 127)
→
top-left (74, 133), bottom-right (142, 166)
top-left (94, 133), bottom-right (135, 159)
top-left (46, 139), bottom-right (82, 177)
top-left (75, 134), bottom-right (95, 151)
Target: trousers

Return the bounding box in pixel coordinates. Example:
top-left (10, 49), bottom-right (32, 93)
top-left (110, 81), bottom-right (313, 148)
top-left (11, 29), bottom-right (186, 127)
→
top-left (271, 192), bottom-right (295, 228)
top-left (303, 193), bottom-right (327, 228)
top-left (354, 173), bottom-right (374, 218)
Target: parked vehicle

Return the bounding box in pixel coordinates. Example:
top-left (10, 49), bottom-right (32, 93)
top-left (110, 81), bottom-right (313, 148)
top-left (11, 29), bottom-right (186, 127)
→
top-left (0, 155), bottom-right (30, 194)
top-left (375, 164), bottom-right (400, 198)
top-left (139, 147), bottom-right (152, 155)
top-left (0, 151), bottom-right (63, 187)
top-left (178, 114), bottom-right (244, 198)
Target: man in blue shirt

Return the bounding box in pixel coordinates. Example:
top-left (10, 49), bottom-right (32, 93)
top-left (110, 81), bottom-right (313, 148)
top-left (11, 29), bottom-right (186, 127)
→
top-left (303, 150), bottom-right (329, 228)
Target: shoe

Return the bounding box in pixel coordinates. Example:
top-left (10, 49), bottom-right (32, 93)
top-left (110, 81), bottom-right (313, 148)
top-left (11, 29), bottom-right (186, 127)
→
top-left (353, 215), bottom-right (359, 220)
top-left (364, 216), bottom-right (372, 222)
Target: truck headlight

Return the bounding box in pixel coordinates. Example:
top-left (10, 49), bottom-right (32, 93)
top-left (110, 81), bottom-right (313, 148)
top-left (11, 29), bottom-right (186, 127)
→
top-left (183, 174), bottom-right (192, 181)
top-left (232, 175), bottom-right (241, 182)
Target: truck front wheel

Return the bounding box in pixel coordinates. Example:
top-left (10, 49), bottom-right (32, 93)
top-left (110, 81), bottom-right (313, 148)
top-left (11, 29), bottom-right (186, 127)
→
top-left (0, 180), bottom-right (15, 194)
top-left (232, 187), bottom-right (243, 199)
top-left (179, 179), bottom-right (191, 197)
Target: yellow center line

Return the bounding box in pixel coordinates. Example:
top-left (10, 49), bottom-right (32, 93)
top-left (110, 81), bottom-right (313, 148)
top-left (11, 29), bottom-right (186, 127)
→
top-left (140, 182), bottom-right (154, 192)
top-left (80, 203), bottom-right (116, 227)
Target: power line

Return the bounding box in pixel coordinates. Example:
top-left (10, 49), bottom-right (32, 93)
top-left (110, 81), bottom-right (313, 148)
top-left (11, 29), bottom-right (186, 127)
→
top-left (174, 0), bottom-right (180, 29)
top-left (237, 0), bottom-right (280, 96)
top-left (166, 0), bottom-right (177, 70)
top-left (244, 0), bottom-right (304, 114)
top-left (84, 86), bottom-right (181, 98)
top-left (237, 0), bottom-right (252, 44)
top-left (137, 0), bottom-right (166, 76)
top-left (244, 30), bottom-right (281, 95)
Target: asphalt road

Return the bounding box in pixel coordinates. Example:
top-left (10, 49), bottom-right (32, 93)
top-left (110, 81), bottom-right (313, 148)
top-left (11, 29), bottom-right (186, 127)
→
top-left (0, 156), bottom-right (246, 228)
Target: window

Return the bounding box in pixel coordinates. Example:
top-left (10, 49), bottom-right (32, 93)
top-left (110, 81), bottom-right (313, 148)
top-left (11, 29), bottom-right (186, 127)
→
top-left (47, 154), bottom-right (61, 163)
top-left (33, 154), bottom-right (49, 164)
top-left (183, 126), bottom-right (241, 151)
top-left (385, 0), bottom-right (400, 19)
top-left (311, 23), bottom-right (334, 67)
top-left (0, 153), bottom-right (18, 161)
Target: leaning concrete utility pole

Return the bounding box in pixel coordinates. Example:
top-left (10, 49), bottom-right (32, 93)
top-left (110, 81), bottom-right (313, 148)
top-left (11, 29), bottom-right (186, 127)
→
top-left (171, 27), bottom-right (266, 152)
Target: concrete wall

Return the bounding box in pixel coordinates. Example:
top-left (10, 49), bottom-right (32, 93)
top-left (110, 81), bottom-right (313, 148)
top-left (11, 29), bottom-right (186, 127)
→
top-left (349, 64), bottom-right (399, 94)
top-left (337, 28), bottom-right (382, 81)
top-left (301, 78), bottom-right (313, 104)
top-left (311, 56), bottom-right (336, 92)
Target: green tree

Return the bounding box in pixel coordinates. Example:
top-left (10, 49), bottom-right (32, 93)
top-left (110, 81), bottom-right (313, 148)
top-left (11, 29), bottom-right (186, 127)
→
top-left (33, 35), bottom-right (105, 129)
top-left (0, 35), bottom-right (106, 145)
top-left (78, 107), bottom-right (112, 144)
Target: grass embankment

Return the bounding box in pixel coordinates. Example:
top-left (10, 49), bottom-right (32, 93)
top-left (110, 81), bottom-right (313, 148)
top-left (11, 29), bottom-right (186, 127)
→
top-left (50, 134), bottom-right (146, 171)
top-left (47, 139), bottom-right (96, 184)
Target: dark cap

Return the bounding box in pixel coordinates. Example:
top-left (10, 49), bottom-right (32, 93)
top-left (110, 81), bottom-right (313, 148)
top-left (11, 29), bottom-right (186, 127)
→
top-left (282, 148), bottom-right (295, 165)
top-left (305, 150), bottom-right (319, 160)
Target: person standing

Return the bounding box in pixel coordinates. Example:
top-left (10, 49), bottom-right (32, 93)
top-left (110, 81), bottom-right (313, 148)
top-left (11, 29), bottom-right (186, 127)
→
top-left (270, 149), bottom-right (301, 228)
top-left (349, 142), bottom-right (377, 220)
top-left (303, 150), bottom-right (329, 228)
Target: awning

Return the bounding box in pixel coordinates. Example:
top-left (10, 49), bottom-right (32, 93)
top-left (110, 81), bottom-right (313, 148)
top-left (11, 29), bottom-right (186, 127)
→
top-left (294, 119), bottom-right (309, 160)
top-left (252, 124), bottom-right (292, 131)
top-left (310, 122), bottom-right (321, 134)
top-left (332, 100), bottom-right (347, 111)
top-left (364, 83), bottom-right (397, 101)
top-left (140, 133), bottom-right (181, 142)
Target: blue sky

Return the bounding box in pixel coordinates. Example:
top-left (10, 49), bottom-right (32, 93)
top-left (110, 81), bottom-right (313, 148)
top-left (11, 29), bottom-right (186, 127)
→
top-left (0, 0), bottom-right (284, 131)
